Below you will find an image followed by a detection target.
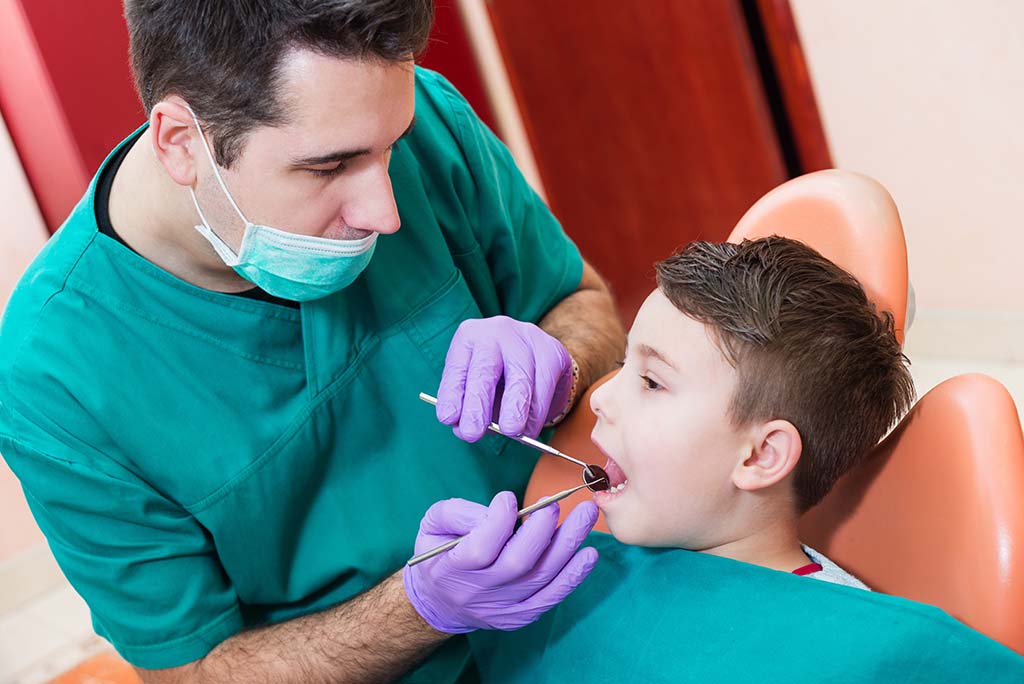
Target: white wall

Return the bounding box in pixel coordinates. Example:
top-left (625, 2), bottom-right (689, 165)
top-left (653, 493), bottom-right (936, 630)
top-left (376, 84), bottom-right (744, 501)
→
top-left (791, 0), bottom-right (1024, 360)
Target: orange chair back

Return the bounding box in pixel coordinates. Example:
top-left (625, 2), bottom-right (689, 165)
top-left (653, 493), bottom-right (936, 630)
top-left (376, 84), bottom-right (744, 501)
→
top-left (728, 169), bottom-right (908, 343)
top-left (800, 374), bottom-right (1024, 653)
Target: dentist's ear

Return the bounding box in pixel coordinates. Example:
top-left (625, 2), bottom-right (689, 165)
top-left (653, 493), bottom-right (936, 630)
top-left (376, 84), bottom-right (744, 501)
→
top-left (731, 420), bottom-right (802, 492)
top-left (150, 96), bottom-right (200, 187)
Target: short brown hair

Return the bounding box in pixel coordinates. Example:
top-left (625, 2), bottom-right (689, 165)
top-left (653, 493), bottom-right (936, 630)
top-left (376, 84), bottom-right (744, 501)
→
top-left (124, 0), bottom-right (435, 167)
top-left (655, 237), bottom-right (914, 511)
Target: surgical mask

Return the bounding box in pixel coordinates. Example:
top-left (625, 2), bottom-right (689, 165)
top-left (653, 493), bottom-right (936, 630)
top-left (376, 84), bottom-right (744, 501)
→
top-left (187, 108), bottom-right (377, 302)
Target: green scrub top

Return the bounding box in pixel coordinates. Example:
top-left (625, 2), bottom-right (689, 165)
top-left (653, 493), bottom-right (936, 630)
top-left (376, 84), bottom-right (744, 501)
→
top-left (0, 67), bottom-right (582, 680)
top-left (469, 533), bottom-right (1024, 682)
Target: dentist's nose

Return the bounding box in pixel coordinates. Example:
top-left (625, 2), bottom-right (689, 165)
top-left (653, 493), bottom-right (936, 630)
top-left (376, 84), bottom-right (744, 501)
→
top-left (346, 166), bottom-right (401, 236)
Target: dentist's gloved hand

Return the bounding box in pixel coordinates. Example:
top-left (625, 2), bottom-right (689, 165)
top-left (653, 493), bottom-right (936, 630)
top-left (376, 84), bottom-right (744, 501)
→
top-left (402, 491), bottom-right (600, 633)
top-left (436, 316), bottom-right (575, 441)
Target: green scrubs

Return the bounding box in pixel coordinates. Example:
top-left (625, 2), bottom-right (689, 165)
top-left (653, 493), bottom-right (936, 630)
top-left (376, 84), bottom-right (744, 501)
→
top-left (0, 67), bottom-right (582, 680)
top-left (469, 533), bottom-right (1024, 682)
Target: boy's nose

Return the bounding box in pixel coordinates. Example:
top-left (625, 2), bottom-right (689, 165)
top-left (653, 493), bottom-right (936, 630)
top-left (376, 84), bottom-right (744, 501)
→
top-left (590, 380), bottom-right (610, 420)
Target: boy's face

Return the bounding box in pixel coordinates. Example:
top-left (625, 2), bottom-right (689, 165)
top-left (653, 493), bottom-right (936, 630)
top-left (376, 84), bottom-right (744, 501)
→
top-left (590, 288), bottom-right (750, 548)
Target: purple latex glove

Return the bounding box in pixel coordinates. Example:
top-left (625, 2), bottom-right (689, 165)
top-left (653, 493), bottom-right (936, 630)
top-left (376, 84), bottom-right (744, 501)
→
top-left (436, 316), bottom-right (574, 441)
top-left (402, 491), bottom-right (600, 633)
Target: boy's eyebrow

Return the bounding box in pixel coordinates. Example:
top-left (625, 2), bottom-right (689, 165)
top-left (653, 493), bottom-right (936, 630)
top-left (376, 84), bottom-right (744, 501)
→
top-left (625, 337), bottom-right (679, 371)
top-left (290, 115), bottom-right (417, 166)
top-left (637, 342), bottom-right (679, 371)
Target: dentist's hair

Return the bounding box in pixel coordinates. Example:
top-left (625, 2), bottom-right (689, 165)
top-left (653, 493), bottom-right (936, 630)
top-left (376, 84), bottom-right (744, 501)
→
top-left (123, 0), bottom-right (434, 167)
top-left (655, 237), bottom-right (915, 512)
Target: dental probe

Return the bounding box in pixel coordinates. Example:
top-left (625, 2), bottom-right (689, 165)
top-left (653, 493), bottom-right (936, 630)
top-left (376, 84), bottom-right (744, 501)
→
top-left (418, 392), bottom-right (589, 468)
top-left (406, 479), bottom-right (604, 566)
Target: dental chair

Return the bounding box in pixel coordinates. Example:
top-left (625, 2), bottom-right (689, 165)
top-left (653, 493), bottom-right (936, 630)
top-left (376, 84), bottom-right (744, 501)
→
top-left (727, 169), bottom-right (909, 343)
top-left (525, 170), bottom-right (1024, 653)
top-left (800, 373), bottom-right (1024, 653)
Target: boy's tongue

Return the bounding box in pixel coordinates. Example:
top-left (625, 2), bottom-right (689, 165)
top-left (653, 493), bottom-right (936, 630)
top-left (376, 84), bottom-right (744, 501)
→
top-left (603, 457), bottom-right (628, 487)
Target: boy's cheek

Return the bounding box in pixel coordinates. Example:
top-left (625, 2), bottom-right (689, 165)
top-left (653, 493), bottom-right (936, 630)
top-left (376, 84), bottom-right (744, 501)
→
top-left (607, 500), bottom-right (659, 546)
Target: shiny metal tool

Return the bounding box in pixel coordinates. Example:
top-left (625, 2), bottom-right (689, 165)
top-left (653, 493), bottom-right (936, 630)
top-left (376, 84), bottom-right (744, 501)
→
top-left (406, 479), bottom-right (604, 566)
top-left (418, 392), bottom-right (588, 467)
top-left (418, 392), bottom-right (611, 492)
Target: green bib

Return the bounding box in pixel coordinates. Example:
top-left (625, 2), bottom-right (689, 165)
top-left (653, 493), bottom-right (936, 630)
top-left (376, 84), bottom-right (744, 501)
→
top-left (468, 533), bottom-right (1024, 682)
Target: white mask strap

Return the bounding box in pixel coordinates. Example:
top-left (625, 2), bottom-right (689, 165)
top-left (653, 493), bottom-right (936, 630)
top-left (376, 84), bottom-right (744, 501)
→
top-left (189, 188), bottom-right (242, 265)
top-left (186, 106), bottom-right (250, 226)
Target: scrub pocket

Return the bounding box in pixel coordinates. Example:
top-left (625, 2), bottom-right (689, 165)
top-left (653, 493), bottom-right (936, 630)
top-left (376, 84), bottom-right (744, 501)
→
top-left (401, 265), bottom-right (512, 461)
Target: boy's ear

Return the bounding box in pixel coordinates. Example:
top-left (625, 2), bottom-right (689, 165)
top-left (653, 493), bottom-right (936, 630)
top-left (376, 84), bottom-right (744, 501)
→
top-left (150, 96), bottom-right (201, 187)
top-left (731, 420), bottom-right (802, 492)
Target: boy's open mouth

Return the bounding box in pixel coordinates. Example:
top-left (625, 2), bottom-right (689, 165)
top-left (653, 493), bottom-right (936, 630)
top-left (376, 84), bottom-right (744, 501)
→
top-left (596, 455), bottom-right (629, 497)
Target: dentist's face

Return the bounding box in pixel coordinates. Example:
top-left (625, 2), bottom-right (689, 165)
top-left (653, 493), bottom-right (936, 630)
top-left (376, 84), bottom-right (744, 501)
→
top-left (193, 50), bottom-right (416, 245)
top-left (589, 289), bottom-right (750, 549)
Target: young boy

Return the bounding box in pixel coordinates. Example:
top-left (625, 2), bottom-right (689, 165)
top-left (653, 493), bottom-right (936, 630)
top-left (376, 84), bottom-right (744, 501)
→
top-left (587, 236), bottom-right (915, 586)
top-left (465, 237), bottom-right (1024, 681)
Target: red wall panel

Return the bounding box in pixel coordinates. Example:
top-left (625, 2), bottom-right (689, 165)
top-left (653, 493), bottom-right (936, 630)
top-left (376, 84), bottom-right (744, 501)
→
top-left (488, 0), bottom-right (790, 320)
top-left (18, 0), bottom-right (143, 175)
top-left (0, 1), bottom-right (90, 232)
top-left (1, 2), bottom-right (492, 232)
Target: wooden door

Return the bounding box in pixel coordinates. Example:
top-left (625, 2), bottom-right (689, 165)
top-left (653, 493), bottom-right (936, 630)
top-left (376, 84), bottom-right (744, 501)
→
top-left (486, 0), bottom-right (825, 320)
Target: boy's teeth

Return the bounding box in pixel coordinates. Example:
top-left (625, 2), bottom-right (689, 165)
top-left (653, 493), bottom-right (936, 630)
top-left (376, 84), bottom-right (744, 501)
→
top-left (599, 479), bottom-right (629, 495)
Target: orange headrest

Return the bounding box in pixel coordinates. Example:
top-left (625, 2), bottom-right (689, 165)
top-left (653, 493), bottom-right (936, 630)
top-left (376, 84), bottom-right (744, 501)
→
top-left (728, 169), bottom-right (908, 344)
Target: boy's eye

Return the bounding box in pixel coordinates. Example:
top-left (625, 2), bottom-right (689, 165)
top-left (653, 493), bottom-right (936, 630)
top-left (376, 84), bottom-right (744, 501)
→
top-left (308, 162), bottom-right (346, 178)
top-left (641, 374), bottom-right (662, 391)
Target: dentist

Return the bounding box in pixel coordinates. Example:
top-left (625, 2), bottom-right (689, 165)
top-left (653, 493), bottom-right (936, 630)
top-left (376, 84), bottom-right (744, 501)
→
top-left (0, 1), bottom-right (623, 683)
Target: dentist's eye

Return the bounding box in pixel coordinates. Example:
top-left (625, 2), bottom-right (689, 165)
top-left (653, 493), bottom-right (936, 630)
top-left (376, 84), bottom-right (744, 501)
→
top-left (309, 163), bottom-right (346, 178)
top-left (614, 359), bottom-right (625, 368)
top-left (640, 375), bottom-right (662, 391)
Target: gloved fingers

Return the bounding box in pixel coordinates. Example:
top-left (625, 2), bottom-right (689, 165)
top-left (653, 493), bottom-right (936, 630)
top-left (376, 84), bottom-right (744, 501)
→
top-left (528, 335), bottom-right (572, 437)
top-left (488, 499), bottom-right (560, 583)
top-left (418, 498), bottom-right (490, 538)
top-left (523, 500), bottom-right (599, 583)
top-left (436, 326), bottom-right (474, 427)
top-left (452, 343), bottom-right (503, 443)
top-left (446, 491), bottom-right (518, 571)
top-left (522, 350), bottom-right (549, 438)
top-left (497, 354), bottom-right (533, 436)
top-left (501, 546), bottom-right (599, 630)
top-left (523, 382), bottom-right (550, 440)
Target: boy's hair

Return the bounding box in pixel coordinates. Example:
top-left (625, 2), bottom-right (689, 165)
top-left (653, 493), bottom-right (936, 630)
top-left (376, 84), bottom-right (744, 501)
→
top-left (655, 237), bottom-right (914, 511)
top-left (124, 0), bottom-right (434, 167)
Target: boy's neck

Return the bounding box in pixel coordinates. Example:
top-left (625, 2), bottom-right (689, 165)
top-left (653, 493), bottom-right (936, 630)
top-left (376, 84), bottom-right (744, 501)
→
top-left (699, 513), bottom-right (811, 574)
